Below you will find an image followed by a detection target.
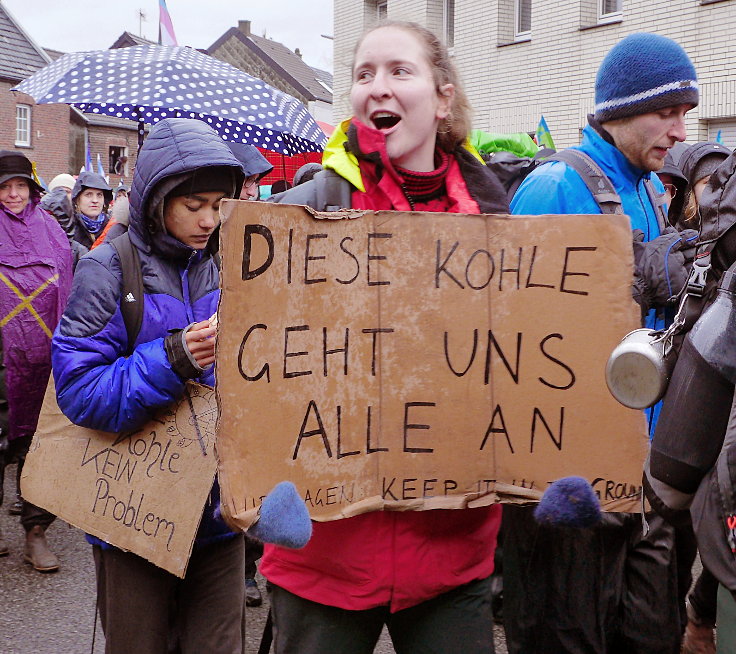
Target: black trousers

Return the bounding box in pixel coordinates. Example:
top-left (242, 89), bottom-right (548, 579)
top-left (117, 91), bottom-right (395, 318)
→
top-left (93, 534), bottom-right (245, 654)
top-left (689, 566), bottom-right (719, 625)
top-left (244, 534), bottom-right (263, 579)
top-left (268, 576), bottom-right (496, 654)
top-left (503, 505), bottom-right (681, 654)
top-left (4, 435), bottom-right (55, 532)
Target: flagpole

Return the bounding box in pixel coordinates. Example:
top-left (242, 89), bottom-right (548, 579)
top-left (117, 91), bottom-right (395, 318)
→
top-left (158, 0), bottom-right (178, 46)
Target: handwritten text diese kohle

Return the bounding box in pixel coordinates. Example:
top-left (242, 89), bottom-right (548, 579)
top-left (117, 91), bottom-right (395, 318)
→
top-left (241, 224), bottom-right (598, 295)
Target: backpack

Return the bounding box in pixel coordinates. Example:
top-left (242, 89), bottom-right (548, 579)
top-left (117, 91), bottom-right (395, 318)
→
top-left (682, 151), bottom-right (736, 597)
top-left (486, 147), bottom-right (553, 200)
top-left (110, 232), bottom-right (144, 355)
top-left (109, 232), bottom-right (222, 356)
top-left (268, 169), bottom-right (354, 211)
top-left (643, 147), bottom-right (736, 595)
top-left (691, 408), bottom-right (736, 600)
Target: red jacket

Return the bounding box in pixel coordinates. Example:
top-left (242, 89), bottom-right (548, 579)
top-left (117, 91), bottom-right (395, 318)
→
top-left (261, 120), bottom-right (508, 612)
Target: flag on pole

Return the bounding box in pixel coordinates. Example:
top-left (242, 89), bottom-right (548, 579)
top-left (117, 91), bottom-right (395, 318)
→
top-left (30, 161), bottom-right (44, 190)
top-left (97, 153), bottom-right (105, 177)
top-left (535, 115), bottom-right (556, 151)
top-left (85, 144), bottom-right (92, 173)
top-left (158, 0), bottom-right (178, 46)
top-left (715, 130), bottom-right (724, 145)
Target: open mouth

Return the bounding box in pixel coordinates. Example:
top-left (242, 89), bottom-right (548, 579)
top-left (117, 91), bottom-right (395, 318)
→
top-left (371, 111), bottom-right (401, 131)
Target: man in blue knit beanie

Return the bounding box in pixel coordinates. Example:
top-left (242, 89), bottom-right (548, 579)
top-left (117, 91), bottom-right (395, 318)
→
top-left (595, 33), bottom-right (698, 121)
top-left (506, 33), bottom-right (699, 654)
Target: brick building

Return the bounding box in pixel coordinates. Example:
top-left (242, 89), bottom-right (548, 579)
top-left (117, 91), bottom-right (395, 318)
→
top-left (0, 3), bottom-right (79, 185)
top-left (333, 0), bottom-right (736, 148)
top-left (0, 3), bottom-right (139, 188)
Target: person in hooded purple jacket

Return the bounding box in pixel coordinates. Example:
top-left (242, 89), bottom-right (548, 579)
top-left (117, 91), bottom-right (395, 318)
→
top-left (0, 150), bottom-right (73, 572)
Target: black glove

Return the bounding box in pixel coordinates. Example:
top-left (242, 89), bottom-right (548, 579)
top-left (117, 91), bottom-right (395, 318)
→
top-left (632, 227), bottom-right (698, 311)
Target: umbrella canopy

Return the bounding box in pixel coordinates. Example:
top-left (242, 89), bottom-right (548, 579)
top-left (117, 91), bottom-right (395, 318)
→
top-left (13, 45), bottom-right (327, 156)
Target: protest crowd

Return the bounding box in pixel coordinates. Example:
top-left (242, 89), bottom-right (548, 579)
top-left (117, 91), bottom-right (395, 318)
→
top-left (2, 12), bottom-right (736, 654)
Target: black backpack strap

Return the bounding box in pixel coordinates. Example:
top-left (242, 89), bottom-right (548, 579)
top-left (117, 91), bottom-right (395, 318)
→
top-left (110, 232), bottom-right (144, 356)
top-left (643, 177), bottom-right (669, 232)
top-left (314, 169), bottom-right (354, 211)
top-left (548, 149), bottom-right (623, 215)
top-left (257, 608), bottom-right (273, 654)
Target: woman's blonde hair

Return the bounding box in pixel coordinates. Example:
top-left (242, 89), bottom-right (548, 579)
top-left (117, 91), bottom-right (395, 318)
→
top-left (351, 21), bottom-right (472, 153)
top-left (682, 187), bottom-right (699, 227)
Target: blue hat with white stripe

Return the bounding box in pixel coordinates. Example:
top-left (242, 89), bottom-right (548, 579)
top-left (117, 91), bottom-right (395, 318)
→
top-left (594, 33), bottom-right (698, 123)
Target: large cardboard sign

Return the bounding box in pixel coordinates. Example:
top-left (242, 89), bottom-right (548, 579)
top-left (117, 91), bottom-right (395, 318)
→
top-left (22, 381), bottom-right (218, 578)
top-left (216, 202), bottom-right (648, 528)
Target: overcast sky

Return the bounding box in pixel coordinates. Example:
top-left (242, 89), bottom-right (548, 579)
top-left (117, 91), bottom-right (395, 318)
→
top-left (3, 0), bottom-right (334, 71)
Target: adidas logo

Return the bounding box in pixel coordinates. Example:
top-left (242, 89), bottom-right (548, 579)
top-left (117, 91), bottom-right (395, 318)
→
top-left (124, 292), bottom-right (136, 303)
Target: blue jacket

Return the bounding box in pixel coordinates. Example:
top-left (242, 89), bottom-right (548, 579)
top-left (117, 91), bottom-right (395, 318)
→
top-left (52, 118), bottom-right (244, 546)
top-left (512, 124), bottom-right (666, 329)
top-left (511, 123), bottom-right (667, 434)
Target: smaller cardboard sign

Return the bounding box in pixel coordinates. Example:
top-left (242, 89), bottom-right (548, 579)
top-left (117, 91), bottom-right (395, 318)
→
top-left (22, 380), bottom-right (218, 578)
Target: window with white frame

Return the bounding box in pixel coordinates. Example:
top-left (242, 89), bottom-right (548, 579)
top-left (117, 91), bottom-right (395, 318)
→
top-left (377, 0), bottom-right (387, 21)
top-left (109, 146), bottom-right (129, 177)
top-left (443, 0), bottom-right (455, 48)
top-left (600, 0), bottom-right (622, 18)
top-left (515, 0), bottom-right (531, 38)
top-left (15, 104), bottom-right (31, 147)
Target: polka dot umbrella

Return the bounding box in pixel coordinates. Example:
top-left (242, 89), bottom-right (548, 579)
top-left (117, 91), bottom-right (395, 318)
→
top-left (12, 45), bottom-right (327, 156)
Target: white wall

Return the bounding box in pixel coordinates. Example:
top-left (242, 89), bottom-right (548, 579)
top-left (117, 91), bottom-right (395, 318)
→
top-left (308, 100), bottom-right (334, 125)
top-left (334, 0), bottom-right (736, 147)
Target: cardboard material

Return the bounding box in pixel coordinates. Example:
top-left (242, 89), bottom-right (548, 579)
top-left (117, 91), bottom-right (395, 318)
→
top-left (216, 201), bottom-right (648, 528)
top-left (22, 380), bottom-right (218, 578)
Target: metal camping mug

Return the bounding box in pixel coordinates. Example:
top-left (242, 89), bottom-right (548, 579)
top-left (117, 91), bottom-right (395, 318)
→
top-left (605, 328), bottom-right (676, 410)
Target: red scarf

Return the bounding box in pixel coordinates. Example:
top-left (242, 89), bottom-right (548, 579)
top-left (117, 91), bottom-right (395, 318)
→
top-left (346, 120), bottom-right (478, 214)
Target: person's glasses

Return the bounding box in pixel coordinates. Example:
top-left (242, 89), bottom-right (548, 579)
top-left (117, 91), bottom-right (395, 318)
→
top-left (663, 183), bottom-right (677, 198)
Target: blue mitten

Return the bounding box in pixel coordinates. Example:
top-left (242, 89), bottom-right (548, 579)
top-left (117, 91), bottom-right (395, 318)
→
top-left (248, 481), bottom-right (312, 549)
top-left (534, 476), bottom-right (601, 528)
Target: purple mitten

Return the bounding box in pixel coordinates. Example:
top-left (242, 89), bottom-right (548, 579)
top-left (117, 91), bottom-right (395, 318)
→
top-left (534, 476), bottom-right (602, 528)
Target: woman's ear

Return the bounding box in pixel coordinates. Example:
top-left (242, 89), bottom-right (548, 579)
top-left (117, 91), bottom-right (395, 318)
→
top-left (436, 83), bottom-right (455, 120)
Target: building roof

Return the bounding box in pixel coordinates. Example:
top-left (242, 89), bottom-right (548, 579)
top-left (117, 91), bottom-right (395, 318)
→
top-left (249, 32), bottom-right (332, 103)
top-left (110, 31), bottom-right (156, 49)
top-left (208, 22), bottom-right (332, 104)
top-left (311, 66), bottom-right (333, 96)
top-left (0, 3), bottom-right (50, 82)
top-left (86, 114), bottom-right (139, 131)
top-left (44, 48), bottom-right (65, 61)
